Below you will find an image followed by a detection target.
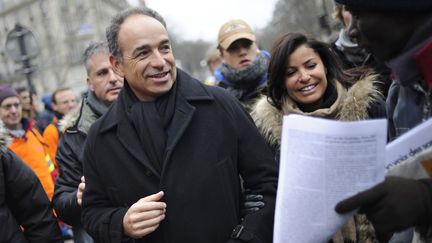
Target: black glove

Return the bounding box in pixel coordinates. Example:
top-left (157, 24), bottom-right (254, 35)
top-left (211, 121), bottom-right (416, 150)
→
top-left (335, 176), bottom-right (432, 242)
top-left (241, 193), bottom-right (265, 217)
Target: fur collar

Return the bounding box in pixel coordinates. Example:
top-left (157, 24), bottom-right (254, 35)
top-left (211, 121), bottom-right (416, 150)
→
top-left (251, 75), bottom-right (382, 148)
top-left (58, 106), bottom-right (80, 133)
top-left (58, 92), bottom-right (108, 134)
top-left (0, 120), bottom-right (11, 153)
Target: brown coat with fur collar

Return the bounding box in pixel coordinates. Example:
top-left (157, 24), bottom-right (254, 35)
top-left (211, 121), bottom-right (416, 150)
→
top-left (251, 76), bottom-right (385, 243)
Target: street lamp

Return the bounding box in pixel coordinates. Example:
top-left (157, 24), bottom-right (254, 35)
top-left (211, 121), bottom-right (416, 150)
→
top-left (5, 23), bottom-right (40, 95)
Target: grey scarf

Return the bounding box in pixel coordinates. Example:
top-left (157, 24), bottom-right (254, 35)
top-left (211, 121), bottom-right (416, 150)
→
top-left (87, 91), bottom-right (109, 117)
top-left (219, 51), bottom-right (269, 91)
top-left (76, 91), bottom-right (110, 135)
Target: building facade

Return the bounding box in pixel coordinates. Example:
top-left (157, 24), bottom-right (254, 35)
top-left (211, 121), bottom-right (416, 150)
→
top-left (0, 0), bottom-right (132, 96)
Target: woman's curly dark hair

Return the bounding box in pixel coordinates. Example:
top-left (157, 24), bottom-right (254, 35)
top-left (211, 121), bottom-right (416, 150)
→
top-left (267, 33), bottom-right (371, 110)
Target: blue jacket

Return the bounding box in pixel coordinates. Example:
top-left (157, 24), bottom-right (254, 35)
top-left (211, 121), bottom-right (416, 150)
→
top-left (386, 17), bottom-right (432, 140)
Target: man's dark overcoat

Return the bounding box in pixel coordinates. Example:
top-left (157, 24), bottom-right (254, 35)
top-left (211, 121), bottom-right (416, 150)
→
top-left (82, 69), bottom-right (277, 243)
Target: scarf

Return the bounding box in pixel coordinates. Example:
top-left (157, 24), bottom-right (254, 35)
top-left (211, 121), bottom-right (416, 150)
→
top-left (281, 81), bottom-right (346, 118)
top-left (75, 91), bottom-right (110, 135)
top-left (87, 91), bottom-right (109, 117)
top-left (128, 80), bottom-right (177, 171)
top-left (8, 118), bottom-right (31, 138)
top-left (335, 28), bottom-right (370, 67)
top-left (219, 51), bottom-right (269, 100)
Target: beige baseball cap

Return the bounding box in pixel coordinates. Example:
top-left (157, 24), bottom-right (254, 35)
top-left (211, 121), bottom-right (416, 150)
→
top-left (217, 19), bottom-right (256, 50)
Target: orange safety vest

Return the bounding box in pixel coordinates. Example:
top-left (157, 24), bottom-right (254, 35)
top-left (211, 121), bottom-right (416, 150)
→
top-left (9, 128), bottom-right (55, 200)
top-left (43, 117), bottom-right (60, 168)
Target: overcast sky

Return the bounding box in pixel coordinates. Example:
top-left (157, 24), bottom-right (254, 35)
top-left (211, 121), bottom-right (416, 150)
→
top-left (127, 0), bottom-right (278, 43)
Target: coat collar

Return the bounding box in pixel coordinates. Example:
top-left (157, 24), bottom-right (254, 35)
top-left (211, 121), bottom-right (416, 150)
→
top-left (97, 68), bottom-right (214, 178)
top-left (251, 75), bottom-right (381, 148)
top-left (99, 68), bottom-right (214, 133)
top-left (387, 16), bottom-right (432, 87)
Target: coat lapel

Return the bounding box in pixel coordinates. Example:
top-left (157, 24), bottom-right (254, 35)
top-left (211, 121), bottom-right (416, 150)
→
top-left (162, 94), bottom-right (195, 173)
top-left (103, 69), bottom-right (213, 179)
top-left (116, 111), bottom-right (162, 178)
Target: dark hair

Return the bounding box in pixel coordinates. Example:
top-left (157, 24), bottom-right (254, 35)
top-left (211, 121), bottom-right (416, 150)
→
top-left (15, 86), bottom-right (29, 95)
top-left (267, 33), bottom-right (368, 110)
top-left (106, 7), bottom-right (166, 63)
top-left (51, 87), bottom-right (73, 104)
top-left (82, 41), bottom-right (109, 75)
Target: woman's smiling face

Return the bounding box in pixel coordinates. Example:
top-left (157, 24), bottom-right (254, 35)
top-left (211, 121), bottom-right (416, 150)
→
top-left (284, 44), bottom-right (328, 110)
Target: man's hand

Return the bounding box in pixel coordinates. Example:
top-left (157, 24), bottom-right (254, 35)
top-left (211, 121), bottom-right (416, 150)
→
top-left (123, 191), bottom-right (167, 239)
top-left (77, 176), bottom-right (85, 206)
top-left (241, 193), bottom-right (265, 217)
top-left (335, 176), bottom-right (432, 242)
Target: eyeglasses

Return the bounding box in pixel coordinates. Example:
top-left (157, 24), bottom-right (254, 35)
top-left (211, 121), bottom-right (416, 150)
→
top-left (1, 103), bottom-right (21, 110)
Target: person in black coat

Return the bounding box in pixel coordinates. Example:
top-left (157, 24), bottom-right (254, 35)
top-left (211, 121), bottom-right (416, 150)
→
top-left (52, 41), bottom-right (124, 243)
top-left (0, 121), bottom-right (62, 242)
top-left (81, 6), bottom-right (277, 243)
top-left (334, 0), bottom-right (432, 242)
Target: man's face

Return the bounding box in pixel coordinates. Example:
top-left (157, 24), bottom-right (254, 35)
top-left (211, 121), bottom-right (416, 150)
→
top-left (112, 14), bottom-right (176, 102)
top-left (18, 91), bottom-right (32, 111)
top-left (341, 6), bottom-right (352, 28)
top-left (221, 39), bottom-right (258, 70)
top-left (87, 52), bottom-right (124, 105)
top-left (0, 96), bottom-right (22, 129)
top-left (52, 90), bottom-right (78, 115)
top-left (347, 9), bottom-right (412, 61)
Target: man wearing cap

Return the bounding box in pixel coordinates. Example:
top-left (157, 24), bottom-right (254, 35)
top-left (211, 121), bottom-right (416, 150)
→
top-left (333, 0), bottom-right (432, 242)
top-left (215, 19), bottom-right (270, 111)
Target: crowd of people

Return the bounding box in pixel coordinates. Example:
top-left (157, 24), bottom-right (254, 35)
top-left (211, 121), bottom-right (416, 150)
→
top-left (1, 0), bottom-right (431, 242)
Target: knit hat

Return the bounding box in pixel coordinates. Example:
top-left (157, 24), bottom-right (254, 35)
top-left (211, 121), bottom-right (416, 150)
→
top-left (218, 19), bottom-right (256, 50)
top-left (0, 85), bottom-right (19, 105)
top-left (335, 0), bottom-right (432, 12)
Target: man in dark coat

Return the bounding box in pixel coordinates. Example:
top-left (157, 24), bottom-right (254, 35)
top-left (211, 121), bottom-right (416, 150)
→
top-left (0, 120), bottom-right (62, 242)
top-left (334, 0), bottom-right (432, 242)
top-left (53, 41), bottom-right (124, 243)
top-left (81, 7), bottom-right (277, 243)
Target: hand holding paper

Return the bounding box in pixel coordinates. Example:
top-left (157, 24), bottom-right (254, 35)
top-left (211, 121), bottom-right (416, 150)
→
top-left (335, 176), bottom-right (432, 242)
top-left (273, 115), bottom-right (387, 243)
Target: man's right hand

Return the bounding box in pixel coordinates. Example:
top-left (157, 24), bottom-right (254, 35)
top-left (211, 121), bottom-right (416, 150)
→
top-left (123, 191), bottom-right (167, 239)
top-left (77, 176), bottom-right (85, 206)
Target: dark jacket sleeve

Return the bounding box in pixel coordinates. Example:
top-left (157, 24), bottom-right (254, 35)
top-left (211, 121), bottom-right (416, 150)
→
top-left (81, 124), bottom-right (128, 243)
top-left (218, 89), bottom-right (278, 243)
top-left (3, 150), bottom-right (63, 242)
top-left (386, 81), bottom-right (400, 141)
top-left (52, 131), bottom-right (85, 226)
top-left (367, 94), bottom-right (387, 120)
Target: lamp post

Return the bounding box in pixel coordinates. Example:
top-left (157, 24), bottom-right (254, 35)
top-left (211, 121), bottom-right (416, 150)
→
top-left (5, 23), bottom-right (40, 95)
top-left (319, 0), bottom-right (332, 36)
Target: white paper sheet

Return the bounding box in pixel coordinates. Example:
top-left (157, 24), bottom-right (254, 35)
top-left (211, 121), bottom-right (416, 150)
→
top-left (386, 117), bottom-right (432, 178)
top-left (274, 115), bottom-right (387, 243)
